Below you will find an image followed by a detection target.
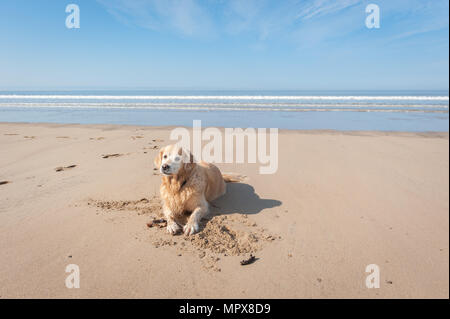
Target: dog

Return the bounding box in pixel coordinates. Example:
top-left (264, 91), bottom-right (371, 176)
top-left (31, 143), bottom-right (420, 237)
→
top-left (154, 144), bottom-right (242, 236)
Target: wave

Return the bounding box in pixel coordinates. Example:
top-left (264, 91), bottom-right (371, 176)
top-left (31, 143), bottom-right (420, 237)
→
top-left (0, 103), bottom-right (447, 113)
top-left (0, 95), bottom-right (448, 101)
top-left (0, 102), bottom-right (448, 108)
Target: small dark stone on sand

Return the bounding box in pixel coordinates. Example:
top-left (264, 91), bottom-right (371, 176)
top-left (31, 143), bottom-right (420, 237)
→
top-left (240, 254), bottom-right (257, 266)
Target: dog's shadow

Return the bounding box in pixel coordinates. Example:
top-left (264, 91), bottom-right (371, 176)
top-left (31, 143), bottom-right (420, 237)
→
top-left (209, 182), bottom-right (282, 216)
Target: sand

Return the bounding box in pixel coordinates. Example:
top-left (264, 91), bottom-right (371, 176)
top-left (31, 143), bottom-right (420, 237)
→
top-left (0, 122), bottom-right (448, 298)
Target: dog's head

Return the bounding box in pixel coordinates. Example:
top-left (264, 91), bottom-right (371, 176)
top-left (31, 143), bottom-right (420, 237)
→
top-left (154, 144), bottom-right (194, 176)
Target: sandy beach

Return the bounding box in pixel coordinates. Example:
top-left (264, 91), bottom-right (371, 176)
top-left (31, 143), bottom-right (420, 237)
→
top-left (0, 122), bottom-right (448, 298)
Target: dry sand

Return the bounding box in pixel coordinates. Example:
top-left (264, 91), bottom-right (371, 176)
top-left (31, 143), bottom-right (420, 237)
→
top-left (0, 122), bottom-right (448, 298)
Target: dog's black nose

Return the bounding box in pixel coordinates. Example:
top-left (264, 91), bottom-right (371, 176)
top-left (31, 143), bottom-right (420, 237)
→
top-left (162, 164), bottom-right (170, 171)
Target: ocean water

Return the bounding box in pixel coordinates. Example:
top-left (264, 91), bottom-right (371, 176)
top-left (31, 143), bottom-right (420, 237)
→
top-left (0, 90), bottom-right (448, 131)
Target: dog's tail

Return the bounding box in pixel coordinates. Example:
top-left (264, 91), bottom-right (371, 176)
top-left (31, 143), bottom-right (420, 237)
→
top-left (222, 173), bottom-right (246, 183)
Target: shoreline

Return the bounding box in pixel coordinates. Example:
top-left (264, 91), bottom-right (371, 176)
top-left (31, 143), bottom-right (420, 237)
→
top-left (0, 122), bottom-right (448, 298)
top-left (2, 121), bottom-right (449, 137)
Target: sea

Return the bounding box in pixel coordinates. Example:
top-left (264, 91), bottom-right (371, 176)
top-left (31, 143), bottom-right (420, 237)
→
top-left (0, 90), bottom-right (448, 132)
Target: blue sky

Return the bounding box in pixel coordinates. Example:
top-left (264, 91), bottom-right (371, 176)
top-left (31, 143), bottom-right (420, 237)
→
top-left (0, 0), bottom-right (448, 90)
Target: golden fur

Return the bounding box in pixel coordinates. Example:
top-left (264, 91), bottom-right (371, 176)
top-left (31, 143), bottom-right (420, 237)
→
top-left (154, 144), bottom-right (238, 235)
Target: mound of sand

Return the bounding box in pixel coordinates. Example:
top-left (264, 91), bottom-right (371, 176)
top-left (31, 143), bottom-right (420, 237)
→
top-left (185, 215), bottom-right (277, 256)
top-left (88, 196), bottom-right (162, 216)
top-left (88, 197), bottom-right (279, 271)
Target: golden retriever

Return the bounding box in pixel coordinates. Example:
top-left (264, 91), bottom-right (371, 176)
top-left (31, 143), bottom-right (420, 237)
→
top-left (154, 144), bottom-right (241, 235)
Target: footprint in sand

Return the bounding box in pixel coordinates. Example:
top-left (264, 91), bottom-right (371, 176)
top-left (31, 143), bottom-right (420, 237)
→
top-left (56, 136), bottom-right (70, 139)
top-left (102, 153), bottom-right (123, 159)
top-left (23, 136), bottom-right (36, 139)
top-left (0, 181), bottom-right (11, 185)
top-left (143, 145), bottom-right (160, 150)
top-left (4, 133), bottom-right (19, 136)
top-left (89, 137), bottom-right (105, 140)
top-left (144, 139), bottom-right (164, 151)
top-left (55, 165), bottom-right (77, 172)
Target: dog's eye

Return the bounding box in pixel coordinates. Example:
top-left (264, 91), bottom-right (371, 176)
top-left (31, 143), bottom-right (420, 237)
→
top-left (163, 155), bottom-right (167, 159)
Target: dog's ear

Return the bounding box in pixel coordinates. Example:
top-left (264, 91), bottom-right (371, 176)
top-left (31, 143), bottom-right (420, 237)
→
top-left (181, 148), bottom-right (195, 172)
top-left (154, 148), bottom-right (164, 168)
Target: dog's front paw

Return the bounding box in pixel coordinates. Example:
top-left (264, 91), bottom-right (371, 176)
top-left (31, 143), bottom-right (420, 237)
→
top-left (166, 221), bottom-right (181, 235)
top-left (183, 222), bottom-right (199, 236)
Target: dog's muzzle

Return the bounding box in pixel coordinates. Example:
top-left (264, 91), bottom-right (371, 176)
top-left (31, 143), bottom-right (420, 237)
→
top-left (161, 164), bottom-right (171, 174)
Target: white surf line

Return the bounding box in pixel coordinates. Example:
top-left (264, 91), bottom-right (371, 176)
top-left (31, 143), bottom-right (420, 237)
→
top-left (0, 103), bottom-right (447, 113)
top-left (0, 95), bottom-right (448, 101)
top-left (0, 102), bottom-right (448, 109)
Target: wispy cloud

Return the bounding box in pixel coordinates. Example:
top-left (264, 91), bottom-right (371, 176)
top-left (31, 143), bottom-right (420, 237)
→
top-left (98, 0), bottom-right (366, 38)
top-left (295, 0), bottom-right (361, 20)
top-left (97, 0), bottom-right (215, 37)
top-left (97, 0), bottom-right (449, 45)
top-left (385, 0), bottom-right (449, 41)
